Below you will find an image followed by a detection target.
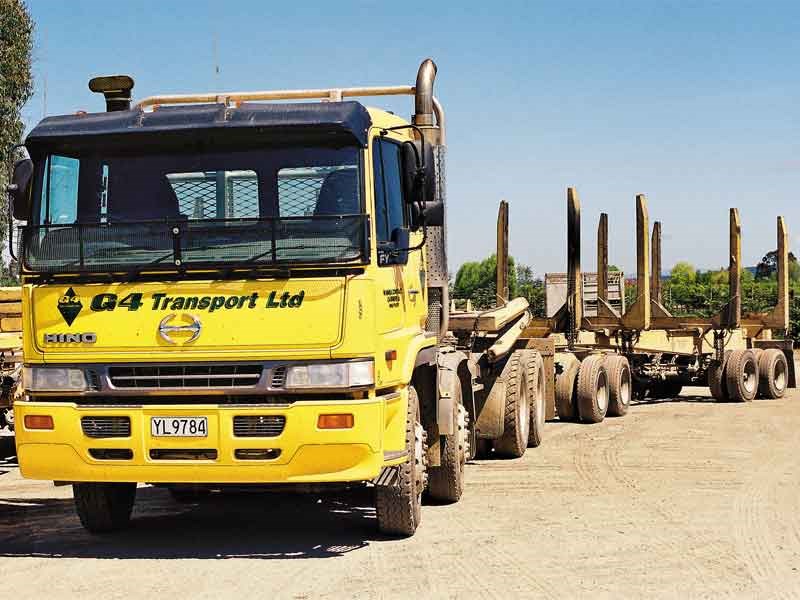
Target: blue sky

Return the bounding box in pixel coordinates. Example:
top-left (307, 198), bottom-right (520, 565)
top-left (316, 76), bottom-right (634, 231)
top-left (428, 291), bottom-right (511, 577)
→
top-left (24, 0), bottom-right (799, 276)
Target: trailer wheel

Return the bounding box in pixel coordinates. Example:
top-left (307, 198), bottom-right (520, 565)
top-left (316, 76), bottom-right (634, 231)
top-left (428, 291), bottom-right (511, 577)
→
top-left (427, 379), bottom-right (468, 504)
top-left (376, 385), bottom-right (426, 537)
top-left (555, 354), bottom-right (580, 422)
top-left (577, 354), bottom-right (608, 423)
top-left (494, 350), bottom-right (530, 458)
top-left (708, 351), bottom-right (732, 402)
top-left (73, 482), bottom-right (137, 533)
top-left (757, 349), bottom-right (788, 399)
top-left (605, 355), bottom-right (632, 417)
top-left (527, 351), bottom-right (546, 447)
top-left (726, 349), bottom-right (759, 402)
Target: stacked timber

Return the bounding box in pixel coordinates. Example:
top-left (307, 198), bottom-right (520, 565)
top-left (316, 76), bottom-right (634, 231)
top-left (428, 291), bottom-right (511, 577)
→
top-left (0, 287), bottom-right (23, 351)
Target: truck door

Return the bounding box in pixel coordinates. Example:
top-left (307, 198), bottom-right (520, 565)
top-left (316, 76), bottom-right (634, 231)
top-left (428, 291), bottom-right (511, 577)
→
top-left (371, 136), bottom-right (412, 337)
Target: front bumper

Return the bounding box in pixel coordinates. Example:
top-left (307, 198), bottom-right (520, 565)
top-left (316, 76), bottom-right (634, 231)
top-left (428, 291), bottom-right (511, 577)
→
top-left (14, 393), bottom-right (407, 484)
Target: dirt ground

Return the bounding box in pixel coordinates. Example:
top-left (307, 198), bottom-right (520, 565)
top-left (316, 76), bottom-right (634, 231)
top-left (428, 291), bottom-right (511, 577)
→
top-left (2, 384), bottom-right (799, 599)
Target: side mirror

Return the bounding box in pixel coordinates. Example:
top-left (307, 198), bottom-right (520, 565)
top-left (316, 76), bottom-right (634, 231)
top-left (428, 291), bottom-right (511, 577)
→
top-left (401, 140), bottom-right (436, 206)
top-left (8, 158), bottom-right (33, 220)
top-left (390, 227), bottom-right (410, 264)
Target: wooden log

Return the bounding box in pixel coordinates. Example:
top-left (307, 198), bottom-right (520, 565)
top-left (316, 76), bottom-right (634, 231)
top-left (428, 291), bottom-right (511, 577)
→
top-left (0, 332), bottom-right (22, 350)
top-left (0, 287), bottom-right (21, 302)
top-left (1, 317), bottom-right (22, 332)
top-left (488, 312), bottom-right (532, 362)
top-left (0, 302), bottom-right (22, 315)
top-left (449, 297), bottom-right (530, 332)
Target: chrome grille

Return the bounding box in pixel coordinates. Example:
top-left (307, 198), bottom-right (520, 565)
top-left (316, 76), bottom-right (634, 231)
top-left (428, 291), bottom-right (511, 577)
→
top-left (109, 364), bottom-right (263, 389)
top-left (233, 415), bottom-right (286, 437)
top-left (81, 416), bottom-right (131, 438)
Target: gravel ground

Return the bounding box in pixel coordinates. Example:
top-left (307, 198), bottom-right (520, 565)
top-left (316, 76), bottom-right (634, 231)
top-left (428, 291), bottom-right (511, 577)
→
top-left (1, 384), bottom-right (799, 599)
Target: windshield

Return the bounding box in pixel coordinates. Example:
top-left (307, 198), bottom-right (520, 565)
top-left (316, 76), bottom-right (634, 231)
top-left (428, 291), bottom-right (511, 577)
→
top-left (23, 145), bottom-right (367, 273)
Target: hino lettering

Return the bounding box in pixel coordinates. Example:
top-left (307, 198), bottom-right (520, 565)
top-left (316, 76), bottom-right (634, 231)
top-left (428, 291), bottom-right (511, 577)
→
top-left (43, 333), bottom-right (98, 344)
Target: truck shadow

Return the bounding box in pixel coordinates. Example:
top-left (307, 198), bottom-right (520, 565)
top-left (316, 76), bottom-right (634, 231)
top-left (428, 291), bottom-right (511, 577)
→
top-left (0, 486), bottom-right (383, 559)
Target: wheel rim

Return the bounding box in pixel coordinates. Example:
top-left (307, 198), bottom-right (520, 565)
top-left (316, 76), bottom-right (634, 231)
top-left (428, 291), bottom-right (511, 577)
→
top-left (620, 367), bottom-right (632, 406)
top-left (743, 359), bottom-right (757, 395)
top-left (596, 371), bottom-right (609, 413)
top-left (774, 359), bottom-right (787, 392)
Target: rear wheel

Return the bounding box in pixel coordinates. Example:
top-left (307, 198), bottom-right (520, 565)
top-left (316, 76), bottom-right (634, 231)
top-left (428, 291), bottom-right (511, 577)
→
top-left (708, 351), bottom-right (731, 402)
top-left (526, 351), bottom-right (546, 447)
top-left (73, 482), bottom-right (136, 533)
top-left (376, 386), bottom-right (426, 537)
top-left (757, 349), bottom-right (788, 399)
top-left (577, 355), bottom-right (608, 423)
top-left (555, 354), bottom-right (580, 422)
top-left (494, 351), bottom-right (530, 458)
top-left (427, 377), bottom-right (468, 504)
top-left (726, 349), bottom-right (758, 402)
top-left (605, 355), bottom-right (632, 417)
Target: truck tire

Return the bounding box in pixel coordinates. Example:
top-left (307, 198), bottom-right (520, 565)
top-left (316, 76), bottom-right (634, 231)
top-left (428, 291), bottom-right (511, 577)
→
top-left (757, 348), bottom-right (788, 399)
top-left (376, 385), bottom-right (426, 537)
top-left (555, 354), bottom-right (580, 422)
top-left (494, 351), bottom-right (530, 458)
top-left (577, 354), bottom-right (609, 423)
top-left (527, 351), bottom-right (546, 447)
top-left (427, 380), bottom-right (468, 504)
top-left (73, 482), bottom-right (137, 533)
top-left (605, 355), bottom-right (632, 417)
top-left (708, 350), bottom-right (731, 402)
top-left (726, 349), bottom-right (758, 402)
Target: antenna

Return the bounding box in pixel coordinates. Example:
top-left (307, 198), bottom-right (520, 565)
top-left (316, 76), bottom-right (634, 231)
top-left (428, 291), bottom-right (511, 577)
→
top-left (213, 32), bottom-right (220, 88)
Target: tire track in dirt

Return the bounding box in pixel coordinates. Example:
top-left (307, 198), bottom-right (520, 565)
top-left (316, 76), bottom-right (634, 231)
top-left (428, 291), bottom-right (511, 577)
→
top-left (732, 449), bottom-right (800, 600)
top-left (571, 417), bottom-right (718, 590)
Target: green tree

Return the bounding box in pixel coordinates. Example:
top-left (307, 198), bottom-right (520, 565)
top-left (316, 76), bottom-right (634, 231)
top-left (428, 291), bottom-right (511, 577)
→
top-left (452, 254), bottom-right (518, 309)
top-left (670, 261), bottom-right (696, 284)
top-left (1, 0), bottom-right (34, 283)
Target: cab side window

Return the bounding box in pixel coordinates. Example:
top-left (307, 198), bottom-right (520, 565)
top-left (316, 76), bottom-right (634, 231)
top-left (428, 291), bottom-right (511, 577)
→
top-left (372, 138), bottom-right (407, 264)
top-left (40, 155), bottom-right (79, 224)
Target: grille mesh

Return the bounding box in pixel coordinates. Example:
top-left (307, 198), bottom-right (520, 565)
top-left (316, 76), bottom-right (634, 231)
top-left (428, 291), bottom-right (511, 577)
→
top-left (109, 364), bottom-right (263, 389)
top-left (270, 366), bottom-right (287, 388)
top-left (233, 415), bottom-right (286, 437)
top-left (81, 416), bottom-right (131, 438)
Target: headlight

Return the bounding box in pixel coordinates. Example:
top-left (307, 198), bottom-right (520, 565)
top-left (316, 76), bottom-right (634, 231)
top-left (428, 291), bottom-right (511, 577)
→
top-left (285, 360), bottom-right (374, 389)
top-left (24, 367), bottom-right (88, 392)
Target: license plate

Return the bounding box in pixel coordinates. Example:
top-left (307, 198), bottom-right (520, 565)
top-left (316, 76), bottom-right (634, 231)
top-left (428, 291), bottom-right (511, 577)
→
top-left (151, 416), bottom-right (208, 437)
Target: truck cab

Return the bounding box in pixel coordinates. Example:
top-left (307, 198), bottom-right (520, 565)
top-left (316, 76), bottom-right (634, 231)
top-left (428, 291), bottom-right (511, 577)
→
top-left (9, 60), bottom-right (453, 536)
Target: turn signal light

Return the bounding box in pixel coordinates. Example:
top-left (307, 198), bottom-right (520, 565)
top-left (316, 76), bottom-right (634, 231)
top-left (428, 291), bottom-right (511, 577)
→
top-left (24, 415), bottom-right (54, 430)
top-left (317, 414), bottom-right (354, 429)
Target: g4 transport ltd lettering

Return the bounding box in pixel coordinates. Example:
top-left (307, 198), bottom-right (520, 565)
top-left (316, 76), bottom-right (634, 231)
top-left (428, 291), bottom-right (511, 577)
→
top-left (88, 291), bottom-right (305, 313)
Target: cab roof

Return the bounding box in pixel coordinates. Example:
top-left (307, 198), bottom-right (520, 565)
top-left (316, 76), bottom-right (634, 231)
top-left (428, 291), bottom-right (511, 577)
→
top-left (25, 101), bottom-right (374, 155)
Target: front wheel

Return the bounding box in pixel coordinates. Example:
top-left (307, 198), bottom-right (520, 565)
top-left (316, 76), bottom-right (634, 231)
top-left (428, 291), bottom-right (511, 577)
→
top-left (376, 386), bottom-right (427, 537)
top-left (427, 375), bottom-right (468, 504)
top-left (73, 482), bottom-right (137, 533)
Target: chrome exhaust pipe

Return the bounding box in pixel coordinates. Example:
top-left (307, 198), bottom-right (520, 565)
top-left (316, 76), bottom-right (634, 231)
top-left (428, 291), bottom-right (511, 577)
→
top-left (413, 59), bottom-right (437, 127)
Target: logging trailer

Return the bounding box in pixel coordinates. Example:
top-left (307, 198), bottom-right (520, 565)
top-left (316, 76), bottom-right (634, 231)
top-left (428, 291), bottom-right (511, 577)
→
top-left (529, 188), bottom-right (795, 421)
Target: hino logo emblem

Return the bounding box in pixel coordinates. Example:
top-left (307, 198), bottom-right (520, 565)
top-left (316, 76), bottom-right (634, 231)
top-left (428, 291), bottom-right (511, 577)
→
top-left (158, 313), bottom-right (202, 344)
top-left (43, 332), bottom-right (97, 344)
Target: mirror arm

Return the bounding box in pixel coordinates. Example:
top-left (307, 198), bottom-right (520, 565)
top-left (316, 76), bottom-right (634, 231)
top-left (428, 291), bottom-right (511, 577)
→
top-left (5, 143), bottom-right (26, 264)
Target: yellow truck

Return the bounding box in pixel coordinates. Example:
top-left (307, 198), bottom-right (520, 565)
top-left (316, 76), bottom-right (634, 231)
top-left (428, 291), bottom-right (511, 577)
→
top-left (7, 60), bottom-right (551, 536)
